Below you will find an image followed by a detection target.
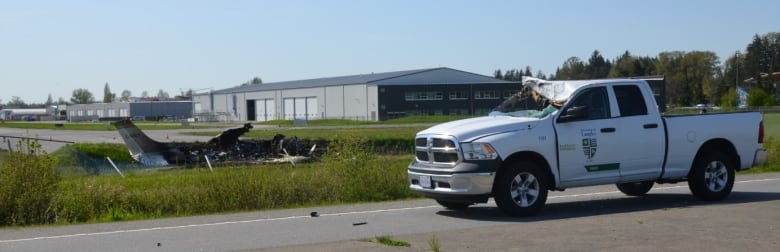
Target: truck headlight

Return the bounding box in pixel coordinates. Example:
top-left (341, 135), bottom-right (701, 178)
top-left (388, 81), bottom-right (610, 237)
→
top-left (461, 142), bottom-right (498, 160)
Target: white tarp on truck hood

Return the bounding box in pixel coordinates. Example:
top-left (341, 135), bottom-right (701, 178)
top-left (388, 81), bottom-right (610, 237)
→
top-left (522, 76), bottom-right (595, 104)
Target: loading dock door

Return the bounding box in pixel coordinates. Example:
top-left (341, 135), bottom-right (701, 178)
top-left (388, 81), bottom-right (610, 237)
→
top-left (295, 98), bottom-right (306, 120)
top-left (283, 97), bottom-right (317, 120)
top-left (306, 97), bottom-right (318, 120)
top-left (255, 99), bottom-right (276, 122)
top-left (284, 98), bottom-right (294, 120)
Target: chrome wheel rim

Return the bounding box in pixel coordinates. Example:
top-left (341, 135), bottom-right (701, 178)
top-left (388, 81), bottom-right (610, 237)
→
top-left (510, 172), bottom-right (540, 207)
top-left (704, 160), bottom-right (728, 192)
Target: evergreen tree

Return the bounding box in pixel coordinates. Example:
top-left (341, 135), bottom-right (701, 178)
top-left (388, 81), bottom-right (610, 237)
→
top-left (103, 82), bottom-right (114, 103)
top-left (45, 94), bottom-right (53, 106)
top-left (493, 69), bottom-right (503, 79)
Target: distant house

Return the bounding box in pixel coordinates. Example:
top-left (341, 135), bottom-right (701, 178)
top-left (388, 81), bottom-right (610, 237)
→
top-left (740, 72), bottom-right (780, 104)
top-left (192, 67), bottom-right (520, 122)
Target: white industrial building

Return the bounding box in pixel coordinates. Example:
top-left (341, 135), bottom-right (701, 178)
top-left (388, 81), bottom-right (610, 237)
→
top-left (192, 67), bottom-right (518, 122)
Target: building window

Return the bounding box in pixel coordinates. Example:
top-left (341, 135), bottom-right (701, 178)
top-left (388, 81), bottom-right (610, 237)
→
top-left (474, 90), bottom-right (499, 100)
top-left (503, 90), bottom-right (520, 99)
top-left (448, 108), bottom-right (469, 115)
top-left (405, 91), bottom-right (443, 101)
top-left (405, 109), bottom-right (443, 116)
top-left (449, 91), bottom-right (469, 100)
top-left (474, 108), bottom-right (493, 115)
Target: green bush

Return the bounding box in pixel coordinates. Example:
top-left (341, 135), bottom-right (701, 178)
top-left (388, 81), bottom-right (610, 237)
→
top-left (0, 139), bottom-right (60, 225)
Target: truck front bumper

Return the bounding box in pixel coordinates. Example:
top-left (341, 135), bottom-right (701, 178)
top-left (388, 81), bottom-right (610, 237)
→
top-left (408, 170), bottom-right (495, 194)
top-left (408, 158), bottom-right (501, 203)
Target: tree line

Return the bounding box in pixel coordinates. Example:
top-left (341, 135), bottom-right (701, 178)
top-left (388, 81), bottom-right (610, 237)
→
top-left (494, 32), bottom-right (779, 107)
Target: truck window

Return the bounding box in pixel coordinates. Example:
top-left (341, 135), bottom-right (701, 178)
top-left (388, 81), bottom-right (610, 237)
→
top-left (613, 85), bottom-right (648, 116)
top-left (569, 87), bottom-right (610, 120)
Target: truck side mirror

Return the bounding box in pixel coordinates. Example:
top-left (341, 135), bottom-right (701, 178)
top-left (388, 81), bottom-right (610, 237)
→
top-left (557, 106), bottom-right (589, 123)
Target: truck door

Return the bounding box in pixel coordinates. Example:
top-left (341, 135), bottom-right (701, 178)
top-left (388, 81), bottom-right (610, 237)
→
top-left (555, 86), bottom-right (623, 187)
top-left (611, 84), bottom-right (665, 182)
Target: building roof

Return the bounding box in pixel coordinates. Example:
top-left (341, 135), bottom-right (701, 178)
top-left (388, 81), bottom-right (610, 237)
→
top-left (206, 67), bottom-right (512, 95)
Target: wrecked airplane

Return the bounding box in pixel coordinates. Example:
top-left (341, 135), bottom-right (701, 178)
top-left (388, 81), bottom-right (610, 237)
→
top-left (114, 119), bottom-right (325, 167)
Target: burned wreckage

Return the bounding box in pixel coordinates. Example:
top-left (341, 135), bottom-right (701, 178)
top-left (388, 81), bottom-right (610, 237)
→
top-left (114, 120), bottom-right (323, 167)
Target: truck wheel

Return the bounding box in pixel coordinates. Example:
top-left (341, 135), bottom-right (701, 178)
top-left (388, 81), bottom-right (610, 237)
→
top-left (436, 200), bottom-right (471, 210)
top-left (688, 151), bottom-right (735, 201)
top-left (616, 181), bottom-right (654, 196)
top-left (494, 161), bottom-right (549, 217)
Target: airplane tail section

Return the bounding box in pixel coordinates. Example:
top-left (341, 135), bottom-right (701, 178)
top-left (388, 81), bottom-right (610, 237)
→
top-left (114, 119), bottom-right (169, 165)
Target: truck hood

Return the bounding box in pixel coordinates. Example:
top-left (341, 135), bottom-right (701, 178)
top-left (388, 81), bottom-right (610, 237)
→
top-left (418, 116), bottom-right (540, 142)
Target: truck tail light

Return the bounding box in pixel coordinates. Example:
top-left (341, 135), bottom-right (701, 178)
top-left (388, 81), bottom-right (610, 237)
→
top-left (758, 121), bottom-right (765, 144)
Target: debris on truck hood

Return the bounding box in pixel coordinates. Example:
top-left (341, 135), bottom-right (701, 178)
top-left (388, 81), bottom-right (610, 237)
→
top-left (521, 76), bottom-right (595, 104)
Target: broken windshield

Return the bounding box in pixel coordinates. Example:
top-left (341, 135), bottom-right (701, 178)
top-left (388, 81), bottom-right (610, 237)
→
top-left (489, 87), bottom-right (559, 118)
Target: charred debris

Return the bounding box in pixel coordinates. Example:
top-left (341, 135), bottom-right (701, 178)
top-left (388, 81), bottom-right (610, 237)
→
top-left (113, 119), bottom-right (327, 167)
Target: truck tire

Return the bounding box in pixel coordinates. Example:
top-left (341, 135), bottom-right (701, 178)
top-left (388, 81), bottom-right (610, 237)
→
top-left (436, 200), bottom-right (472, 210)
top-left (616, 181), bottom-right (654, 196)
top-left (688, 151), bottom-right (735, 201)
top-left (494, 161), bottom-right (549, 217)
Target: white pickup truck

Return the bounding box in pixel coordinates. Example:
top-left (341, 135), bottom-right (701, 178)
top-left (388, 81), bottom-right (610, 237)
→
top-left (408, 77), bottom-right (767, 216)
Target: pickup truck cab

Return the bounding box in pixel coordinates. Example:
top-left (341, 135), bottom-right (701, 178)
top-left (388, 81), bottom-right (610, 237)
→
top-left (408, 77), bottom-right (767, 216)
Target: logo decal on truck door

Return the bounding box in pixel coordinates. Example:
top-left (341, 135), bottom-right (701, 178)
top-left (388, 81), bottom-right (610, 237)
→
top-left (580, 129), bottom-right (597, 160)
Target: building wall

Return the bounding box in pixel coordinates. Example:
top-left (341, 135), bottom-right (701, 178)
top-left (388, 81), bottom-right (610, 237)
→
top-left (377, 83), bottom-right (520, 120)
top-left (67, 102), bottom-right (191, 122)
top-left (129, 102), bottom-right (192, 120)
top-left (366, 85), bottom-right (379, 121)
top-left (190, 68), bottom-right (516, 122)
top-left (324, 86), bottom-right (344, 119)
top-left (67, 103), bottom-right (130, 122)
top-left (194, 82), bottom-right (519, 122)
top-left (343, 84), bottom-right (369, 120)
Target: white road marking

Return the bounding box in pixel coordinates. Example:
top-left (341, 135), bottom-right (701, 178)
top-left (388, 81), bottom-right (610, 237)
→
top-left (2, 177), bottom-right (778, 244)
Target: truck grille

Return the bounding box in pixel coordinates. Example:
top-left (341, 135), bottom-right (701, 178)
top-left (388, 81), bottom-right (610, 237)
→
top-left (415, 135), bottom-right (460, 166)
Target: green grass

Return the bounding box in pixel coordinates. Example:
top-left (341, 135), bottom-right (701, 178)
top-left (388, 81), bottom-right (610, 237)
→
top-left (375, 236), bottom-right (411, 247)
top-left (1, 137), bottom-right (419, 226)
top-left (744, 113), bottom-right (780, 174)
top-left (428, 235), bottom-right (441, 252)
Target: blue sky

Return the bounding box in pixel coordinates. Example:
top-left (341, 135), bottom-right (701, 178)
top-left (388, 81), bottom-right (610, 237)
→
top-left (1, 0), bottom-right (778, 104)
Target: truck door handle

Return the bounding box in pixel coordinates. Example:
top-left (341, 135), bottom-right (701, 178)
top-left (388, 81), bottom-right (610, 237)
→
top-left (600, 127), bottom-right (616, 133)
top-left (643, 123), bottom-right (658, 129)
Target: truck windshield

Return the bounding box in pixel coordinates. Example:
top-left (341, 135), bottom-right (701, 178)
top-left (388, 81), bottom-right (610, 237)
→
top-left (489, 89), bottom-right (559, 118)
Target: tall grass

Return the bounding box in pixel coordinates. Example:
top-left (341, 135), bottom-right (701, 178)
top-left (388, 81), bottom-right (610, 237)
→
top-left (36, 137), bottom-right (417, 225)
top-left (0, 139), bottom-right (60, 225)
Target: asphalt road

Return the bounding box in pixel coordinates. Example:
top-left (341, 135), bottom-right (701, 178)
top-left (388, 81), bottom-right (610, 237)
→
top-left (1, 173), bottom-right (779, 252)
